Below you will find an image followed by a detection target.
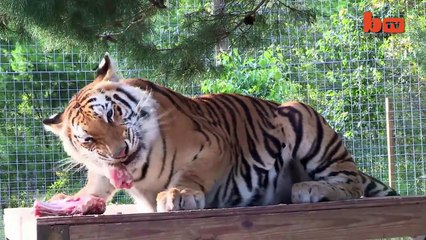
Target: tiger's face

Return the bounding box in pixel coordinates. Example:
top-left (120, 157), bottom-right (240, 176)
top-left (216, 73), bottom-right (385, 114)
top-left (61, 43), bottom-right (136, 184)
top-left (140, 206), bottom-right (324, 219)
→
top-left (42, 53), bottom-right (160, 175)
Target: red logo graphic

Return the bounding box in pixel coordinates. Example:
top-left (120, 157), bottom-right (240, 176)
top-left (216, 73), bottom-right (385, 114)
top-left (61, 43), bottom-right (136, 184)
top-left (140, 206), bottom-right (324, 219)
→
top-left (363, 12), bottom-right (405, 33)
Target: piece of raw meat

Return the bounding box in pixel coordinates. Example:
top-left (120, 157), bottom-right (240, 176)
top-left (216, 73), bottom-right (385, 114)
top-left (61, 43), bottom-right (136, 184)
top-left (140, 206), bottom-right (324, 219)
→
top-left (108, 165), bottom-right (133, 189)
top-left (33, 195), bottom-right (106, 217)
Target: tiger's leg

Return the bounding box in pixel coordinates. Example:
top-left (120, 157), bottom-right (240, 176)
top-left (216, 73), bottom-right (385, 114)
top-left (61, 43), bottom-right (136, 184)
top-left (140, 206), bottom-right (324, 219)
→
top-left (290, 151), bottom-right (363, 203)
top-left (276, 102), bottom-right (363, 203)
top-left (156, 155), bottom-right (227, 212)
top-left (49, 170), bottom-right (117, 202)
top-left (291, 175), bottom-right (363, 203)
top-left (156, 169), bottom-right (208, 212)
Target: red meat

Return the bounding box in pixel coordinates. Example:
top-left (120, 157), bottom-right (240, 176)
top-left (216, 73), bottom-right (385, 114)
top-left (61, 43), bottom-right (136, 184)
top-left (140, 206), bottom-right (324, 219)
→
top-left (33, 195), bottom-right (106, 217)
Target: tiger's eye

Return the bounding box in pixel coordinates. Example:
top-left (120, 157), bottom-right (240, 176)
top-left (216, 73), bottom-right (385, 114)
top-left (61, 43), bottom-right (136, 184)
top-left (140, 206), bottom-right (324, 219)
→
top-left (107, 109), bottom-right (113, 123)
top-left (139, 110), bottom-right (149, 118)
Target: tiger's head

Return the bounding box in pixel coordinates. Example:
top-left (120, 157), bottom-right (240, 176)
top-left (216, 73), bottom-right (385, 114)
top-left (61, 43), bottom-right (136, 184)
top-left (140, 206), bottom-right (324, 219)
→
top-left (42, 53), bottom-right (160, 175)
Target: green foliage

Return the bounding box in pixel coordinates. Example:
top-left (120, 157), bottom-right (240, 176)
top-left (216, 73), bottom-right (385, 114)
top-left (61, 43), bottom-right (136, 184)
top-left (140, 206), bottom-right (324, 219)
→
top-left (202, 46), bottom-right (303, 102)
top-left (44, 171), bottom-right (74, 200)
top-left (0, 41), bottom-right (95, 207)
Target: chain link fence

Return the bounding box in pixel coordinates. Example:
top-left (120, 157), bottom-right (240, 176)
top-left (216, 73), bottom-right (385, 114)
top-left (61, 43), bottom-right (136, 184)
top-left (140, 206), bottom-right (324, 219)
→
top-left (1, 0), bottom-right (425, 237)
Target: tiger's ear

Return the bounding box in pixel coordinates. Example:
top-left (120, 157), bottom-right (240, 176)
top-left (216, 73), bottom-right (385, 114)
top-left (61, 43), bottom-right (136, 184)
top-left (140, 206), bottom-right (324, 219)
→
top-left (95, 52), bottom-right (121, 83)
top-left (42, 112), bottom-right (64, 136)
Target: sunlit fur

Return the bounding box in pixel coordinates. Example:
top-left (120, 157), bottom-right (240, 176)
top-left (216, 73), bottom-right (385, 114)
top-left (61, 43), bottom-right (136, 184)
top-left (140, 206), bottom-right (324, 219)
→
top-left (43, 54), bottom-right (398, 213)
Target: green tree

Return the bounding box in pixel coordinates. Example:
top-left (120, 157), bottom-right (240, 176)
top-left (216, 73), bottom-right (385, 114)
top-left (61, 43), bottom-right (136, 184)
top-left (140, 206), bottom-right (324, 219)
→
top-left (0, 0), bottom-right (316, 80)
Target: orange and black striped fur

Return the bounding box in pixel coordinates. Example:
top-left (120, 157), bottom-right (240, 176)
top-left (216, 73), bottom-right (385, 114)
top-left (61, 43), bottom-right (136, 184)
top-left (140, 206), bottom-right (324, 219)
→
top-left (43, 53), bottom-right (398, 212)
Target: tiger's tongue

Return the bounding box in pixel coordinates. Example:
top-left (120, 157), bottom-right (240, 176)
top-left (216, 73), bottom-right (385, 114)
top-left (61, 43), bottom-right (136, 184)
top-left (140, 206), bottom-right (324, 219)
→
top-left (108, 165), bottom-right (133, 189)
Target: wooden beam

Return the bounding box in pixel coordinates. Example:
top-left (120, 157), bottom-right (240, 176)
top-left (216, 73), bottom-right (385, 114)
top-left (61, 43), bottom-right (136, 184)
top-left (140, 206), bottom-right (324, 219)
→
top-left (35, 196), bottom-right (426, 240)
top-left (385, 97), bottom-right (396, 188)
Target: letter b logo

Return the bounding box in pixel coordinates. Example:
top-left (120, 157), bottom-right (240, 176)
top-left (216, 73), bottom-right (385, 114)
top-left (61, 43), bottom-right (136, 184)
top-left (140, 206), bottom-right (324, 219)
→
top-left (364, 12), bottom-right (382, 33)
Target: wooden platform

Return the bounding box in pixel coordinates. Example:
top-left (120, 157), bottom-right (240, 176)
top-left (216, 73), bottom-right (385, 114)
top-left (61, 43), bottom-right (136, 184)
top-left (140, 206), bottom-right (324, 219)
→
top-left (5, 196), bottom-right (426, 240)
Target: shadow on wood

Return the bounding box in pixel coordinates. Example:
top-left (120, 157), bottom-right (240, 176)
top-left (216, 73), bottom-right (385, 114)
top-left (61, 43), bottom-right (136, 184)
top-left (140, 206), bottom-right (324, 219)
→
top-left (10, 196), bottom-right (426, 240)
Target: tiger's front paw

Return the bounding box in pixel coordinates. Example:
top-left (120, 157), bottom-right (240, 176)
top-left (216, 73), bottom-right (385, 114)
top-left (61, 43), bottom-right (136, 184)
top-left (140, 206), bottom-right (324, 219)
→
top-left (291, 181), bottom-right (328, 203)
top-left (156, 187), bottom-right (205, 212)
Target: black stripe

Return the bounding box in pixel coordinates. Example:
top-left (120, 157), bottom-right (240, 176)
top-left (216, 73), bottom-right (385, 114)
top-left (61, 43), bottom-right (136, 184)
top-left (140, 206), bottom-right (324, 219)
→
top-left (158, 131), bottom-right (167, 177)
top-left (210, 96), bottom-right (233, 134)
top-left (246, 126), bottom-right (265, 167)
top-left (82, 97), bottom-right (97, 106)
top-left (300, 111), bottom-right (324, 168)
top-left (298, 102), bottom-right (313, 117)
top-left (229, 94), bottom-right (258, 141)
top-left (262, 128), bottom-right (282, 159)
top-left (191, 100), bottom-right (205, 116)
top-left (329, 148), bottom-right (351, 163)
top-left (88, 103), bottom-right (104, 110)
top-left (199, 99), bottom-right (219, 125)
top-left (164, 150), bottom-right (177, 189)
top-left (247, 96), bottom-right (275, 117)
top-left (116, 87), bottom-right (138, 105)
top-left (133, 146), bottom-right (153, 182)
top-left (204, 99), bottom-right (231, 133)
top-left (215, 95), bottom-right (241, 137)
top-left (222, 169), bottom-right (234, 201)
top-left (257, 169), bottom-right (269, 188)
top-left (152, 88), bottom-right (211, 143)
top-left (78, 91), bottom-right (91, 103)
top-left (147, 83), bottom-right (188, 113)
top-left (249, 99), bottom-right (276, 129)
top-left (70, 113), bottom-right (79, 126)
top-left (272, 158), bottom-right (281, 190)
top-left (192, 144), bottom-right (205, 161)
top-left (321, 133), bottom-right (341, 162)
top-left (240, 155), bottom-right (253, 191)
top-left (277, 106), bottom-right (303, 159)
top-left (116, 104), bottom-right (122, 116)
top-left (230, 177), bottom-right (242, 206)
top-left (113, 93), bottom-right (132, 110)
top-left (310, 136), bottom-right (345, 176)
top-left (364, 181), bottom-right (377, 196)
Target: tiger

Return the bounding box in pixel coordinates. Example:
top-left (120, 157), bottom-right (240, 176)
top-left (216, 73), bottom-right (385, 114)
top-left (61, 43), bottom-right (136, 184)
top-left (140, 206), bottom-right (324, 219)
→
top-left (42, 53), bottom-right (398, 213)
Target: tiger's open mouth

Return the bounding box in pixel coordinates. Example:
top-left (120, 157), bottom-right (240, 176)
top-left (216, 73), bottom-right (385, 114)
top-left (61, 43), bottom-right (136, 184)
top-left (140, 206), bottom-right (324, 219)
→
top-left (108, 144), bottom-right (143, 189)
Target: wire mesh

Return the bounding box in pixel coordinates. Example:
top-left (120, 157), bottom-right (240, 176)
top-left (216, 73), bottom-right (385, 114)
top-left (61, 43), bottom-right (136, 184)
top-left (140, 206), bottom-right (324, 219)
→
top-left (0, 0), bottom-right (425, 237)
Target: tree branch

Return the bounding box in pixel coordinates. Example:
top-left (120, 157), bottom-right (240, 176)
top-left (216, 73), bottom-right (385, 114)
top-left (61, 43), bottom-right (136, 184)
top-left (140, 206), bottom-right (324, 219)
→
top-left (96, 3), bottom-right (161, 41)
top-left (217, 0), bottom-right (269, 42)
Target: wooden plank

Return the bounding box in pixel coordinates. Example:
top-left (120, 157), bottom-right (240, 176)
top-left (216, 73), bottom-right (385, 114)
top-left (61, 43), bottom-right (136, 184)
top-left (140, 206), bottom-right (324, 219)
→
top-left (36, 196), bottom-right (426, 240)
top-left (37, 224), bottom-right (69, 240)
top-left (4, 204), bottom-right (140, 240)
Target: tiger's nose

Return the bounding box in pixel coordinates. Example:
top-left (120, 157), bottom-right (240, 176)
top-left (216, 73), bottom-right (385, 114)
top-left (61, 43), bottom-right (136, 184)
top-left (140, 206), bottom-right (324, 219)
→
top-left (113, 144), bottom-right (128, 159)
